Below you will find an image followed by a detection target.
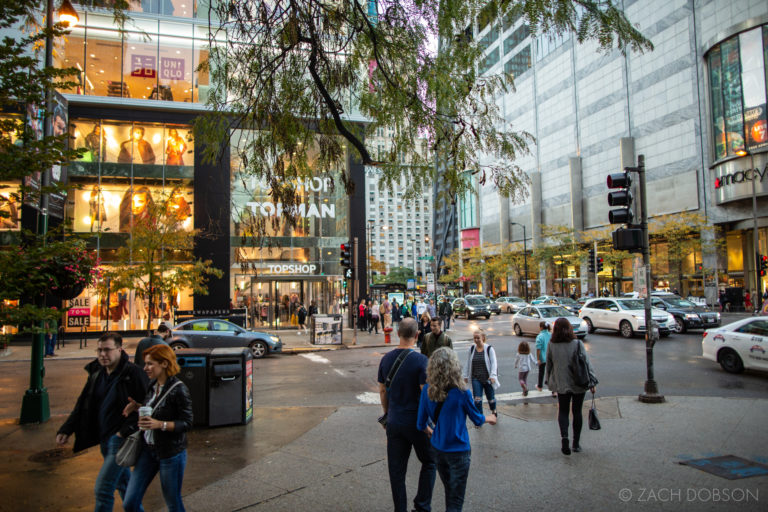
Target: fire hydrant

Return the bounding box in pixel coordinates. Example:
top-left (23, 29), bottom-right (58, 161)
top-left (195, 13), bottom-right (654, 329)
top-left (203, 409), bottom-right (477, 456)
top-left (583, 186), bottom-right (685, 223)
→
top-left (383, 327), bottom-right (393, 344)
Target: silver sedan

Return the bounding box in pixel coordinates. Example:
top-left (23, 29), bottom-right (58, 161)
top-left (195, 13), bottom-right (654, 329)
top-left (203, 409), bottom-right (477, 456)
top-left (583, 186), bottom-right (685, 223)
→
top-left (513, 305), bottom-right (589, 340)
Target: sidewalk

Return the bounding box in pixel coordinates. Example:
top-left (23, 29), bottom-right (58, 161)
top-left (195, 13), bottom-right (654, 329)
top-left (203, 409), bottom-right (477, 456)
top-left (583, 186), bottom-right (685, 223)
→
top-left (2, 395), bottom-right (766, 511)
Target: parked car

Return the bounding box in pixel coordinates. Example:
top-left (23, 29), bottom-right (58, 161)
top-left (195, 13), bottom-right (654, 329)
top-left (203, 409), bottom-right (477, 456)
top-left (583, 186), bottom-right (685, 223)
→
top-left (578, 298), bottom-right (676, 338)
top-left (170, 318), bottom-right (283, 359)
top-left (542, 296), bottom-right (582, 315)
top-left (531, 295), bottom-right (556, 305)
top-left (495, 296), bottom-right (528, 313)
top-left (702, 317), bottom-right (768, 373)
top-left (465, 295), bottom-right (501, 315)
top-left (451, 297), bottom-right (491, 319)
top-left (513, 305), bottom-right (588, 339)
top-left (651, 294), bottom-right (721, 333)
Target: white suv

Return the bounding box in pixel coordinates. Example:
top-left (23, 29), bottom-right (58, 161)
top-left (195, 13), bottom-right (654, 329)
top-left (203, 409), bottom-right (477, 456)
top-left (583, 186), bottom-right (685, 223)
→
top-left (579, 298), bottom-right (676, 338)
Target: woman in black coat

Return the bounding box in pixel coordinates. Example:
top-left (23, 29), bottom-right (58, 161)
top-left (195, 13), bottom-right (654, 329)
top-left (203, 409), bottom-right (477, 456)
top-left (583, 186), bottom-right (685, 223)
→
top-left (123, 344), bottom-right (193, 512)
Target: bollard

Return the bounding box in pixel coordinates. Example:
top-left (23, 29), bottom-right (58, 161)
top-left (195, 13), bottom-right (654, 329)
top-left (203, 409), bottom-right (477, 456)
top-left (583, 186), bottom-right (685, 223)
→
top-left (383, 327), bottom-right (393, 344)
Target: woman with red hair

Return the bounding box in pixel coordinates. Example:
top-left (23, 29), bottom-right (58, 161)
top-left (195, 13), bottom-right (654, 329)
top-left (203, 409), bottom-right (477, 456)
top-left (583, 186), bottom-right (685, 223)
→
top-left (123, 344), bottom-right (193, 511)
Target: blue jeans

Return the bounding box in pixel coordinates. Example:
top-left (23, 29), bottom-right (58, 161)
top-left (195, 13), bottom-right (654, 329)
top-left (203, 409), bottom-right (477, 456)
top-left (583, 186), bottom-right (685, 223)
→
top-left (45, 333), bottom-right (56, 355)
top-left (471, 379), bottom-right (496, 413)
top-left (435, 450), bottom-right (471, 512)
top-left (443, 315), bottom-right (451, 331)
top-left (94, 434), bottom-right (134, 512)
top-left (124, 443), bottom-right (187, 512)
top-left (386, 422), bottom-right (436, 512)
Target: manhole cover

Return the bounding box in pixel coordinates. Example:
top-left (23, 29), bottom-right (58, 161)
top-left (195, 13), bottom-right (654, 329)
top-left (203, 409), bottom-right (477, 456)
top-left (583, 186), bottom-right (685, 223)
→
top-left (28, 447), bottom-right (85, 463)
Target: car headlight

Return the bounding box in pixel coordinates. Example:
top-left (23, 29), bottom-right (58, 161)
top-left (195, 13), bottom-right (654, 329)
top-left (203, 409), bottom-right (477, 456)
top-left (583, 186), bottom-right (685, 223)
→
top-left (580, 320), bottom-right (587, 330)
top-left (467, 306), bottom-right (475, 311)
top-left (270, 335), bottom-right (280, 343)
top-left (685, 313), bottom-right (698, 320)
top-left (716, 312), bottom-right (721, 319)
top-left (633, 314), bottom-right (644, 320)
top-left (667, 314), bottom-right (675, 323)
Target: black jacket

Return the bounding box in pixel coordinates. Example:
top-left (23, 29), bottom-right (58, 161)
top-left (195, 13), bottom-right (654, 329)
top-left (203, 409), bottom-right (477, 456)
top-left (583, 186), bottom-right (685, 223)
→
top-left (142, 375), bottom-right (194, 459)
top-left (58, 351), bottom-right (149, 453)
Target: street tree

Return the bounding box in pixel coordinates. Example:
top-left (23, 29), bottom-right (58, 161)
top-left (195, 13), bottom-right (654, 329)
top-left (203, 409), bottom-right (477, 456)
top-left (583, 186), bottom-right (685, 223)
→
top-left (99, 193), bottom-right (222, 333)
top-left (0, 0), bottom-right (100, 347)
top-left (374, 265), bottom-right (414, 285)
top-left (583, 227), bottom-right (634, 295)
top-left (533, 225), bottom-right (588, 294)
top-left (499, 241), bottom-right (529, 296)
top-left (196, 0), bottom-right (651, 233)
top-left (649, 211), bottom-right (721, 293)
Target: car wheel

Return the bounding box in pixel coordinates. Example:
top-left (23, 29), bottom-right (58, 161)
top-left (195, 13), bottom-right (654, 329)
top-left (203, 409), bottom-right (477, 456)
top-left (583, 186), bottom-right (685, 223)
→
top-left (486, 314), bottom-right (491, 319)
top-left (250, 340), bottom-right (268, 359)
top-left (514, 324), bottom-right (523, 337)
top-left (170, 341), bottom-right (188, 351)
top-left (619, 320), bottom-right (634, 338)
top-left (584, 317), bottom-right (595, 334)
top-left (718, 348), bottom-right (744, 374)
top-left (674, 317), bottom-right (686, 334)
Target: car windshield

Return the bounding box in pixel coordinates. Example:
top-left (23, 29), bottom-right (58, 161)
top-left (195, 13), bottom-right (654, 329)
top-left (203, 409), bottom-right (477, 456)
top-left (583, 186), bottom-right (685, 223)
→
top-left (510, 297), bottom-right (524, 302)
top-left (618, 299), bottom-right (645, 310)
top-left (539, 307), bottom-right (572, 318)
top-left (466, 298), bottom-right (484, 305)
top-left (661, 297), bottom-right (695, 307)
top-left (558, 298), bottom-right (578, 305)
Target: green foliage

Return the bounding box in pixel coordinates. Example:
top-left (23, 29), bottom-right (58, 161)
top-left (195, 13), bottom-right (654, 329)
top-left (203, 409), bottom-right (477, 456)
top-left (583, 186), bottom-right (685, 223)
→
top-left (196, 0), bottom-right (651, 232)
top-left (374, 266), bottom-right (415, 285)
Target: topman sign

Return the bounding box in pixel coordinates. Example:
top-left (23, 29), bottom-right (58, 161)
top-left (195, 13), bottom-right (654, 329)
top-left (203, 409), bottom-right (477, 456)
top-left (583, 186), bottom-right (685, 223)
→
top-left (713, 152), bottom-right (768, 205)
top-left (242, 176), bottom-right (337, 219)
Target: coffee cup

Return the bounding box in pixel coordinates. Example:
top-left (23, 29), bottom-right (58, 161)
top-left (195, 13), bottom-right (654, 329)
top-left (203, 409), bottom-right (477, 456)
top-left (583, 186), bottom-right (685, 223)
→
top-left (138, 406), bottom-right (152, 430)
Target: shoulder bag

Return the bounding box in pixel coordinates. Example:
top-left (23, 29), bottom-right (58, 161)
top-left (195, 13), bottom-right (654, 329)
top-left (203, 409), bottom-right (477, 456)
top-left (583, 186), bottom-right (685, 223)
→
top-left (588, 391), bottom-right (601, 430)
top-left (116, 380), bottom-right (182, 467)
top-left (569, 340), bottom-right (592, 389)
top-left (378, 350), bottom-right (413, 427)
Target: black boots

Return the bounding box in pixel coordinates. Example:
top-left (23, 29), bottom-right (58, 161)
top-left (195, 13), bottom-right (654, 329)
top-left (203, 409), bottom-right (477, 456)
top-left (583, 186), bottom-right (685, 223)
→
top-left (561, 438), bottom-right (571, 455)
top-left (572, 441), bottom-right (582, 453)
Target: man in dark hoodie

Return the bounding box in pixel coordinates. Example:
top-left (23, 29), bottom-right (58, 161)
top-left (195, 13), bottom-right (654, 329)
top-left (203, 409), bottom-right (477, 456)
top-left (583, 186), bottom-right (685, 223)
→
top-left (56, 332), bottom-right (149, 512)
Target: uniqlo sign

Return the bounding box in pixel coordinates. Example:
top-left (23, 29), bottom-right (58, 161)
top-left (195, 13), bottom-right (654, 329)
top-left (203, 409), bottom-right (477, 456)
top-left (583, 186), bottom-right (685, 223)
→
top-left (130, 55), bottom-right (156, 78)
top-left (160, 58), bottom-right (185, 80)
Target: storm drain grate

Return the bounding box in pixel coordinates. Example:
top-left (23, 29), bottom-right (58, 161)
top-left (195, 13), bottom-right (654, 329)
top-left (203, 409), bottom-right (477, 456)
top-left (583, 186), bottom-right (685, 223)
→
top-left (28, 447), bottom-right (86, 463)
top-left (679, 455), bottom-right (768, 480)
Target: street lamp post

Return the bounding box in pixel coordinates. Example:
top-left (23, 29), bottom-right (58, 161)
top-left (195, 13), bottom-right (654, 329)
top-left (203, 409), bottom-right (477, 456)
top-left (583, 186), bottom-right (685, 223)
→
top-left (510, 222), bottom-right (529, 302)
top-left (20, 0), bottom-right (79, 425)
top-left (367, 219), bottom-right (374, 292)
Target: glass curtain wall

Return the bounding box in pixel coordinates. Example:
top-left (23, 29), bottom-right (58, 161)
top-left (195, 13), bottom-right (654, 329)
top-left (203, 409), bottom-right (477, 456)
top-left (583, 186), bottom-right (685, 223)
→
top-left (64, 118), bottom-right (195, 332)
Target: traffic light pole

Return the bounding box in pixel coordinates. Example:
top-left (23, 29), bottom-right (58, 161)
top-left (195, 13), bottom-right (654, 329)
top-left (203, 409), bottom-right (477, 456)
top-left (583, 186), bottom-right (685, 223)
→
top-left (636, 155), bottom-right (664, 403)
top-left (593, 241), bottom-right (598, 296)
top-left (352, 237), bottom-right (358, 344)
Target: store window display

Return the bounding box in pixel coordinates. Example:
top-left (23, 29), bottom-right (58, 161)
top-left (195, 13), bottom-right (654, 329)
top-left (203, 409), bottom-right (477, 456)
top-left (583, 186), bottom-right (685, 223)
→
top-left (165, 128), bottom-right (188, 166)
top-left (119, 186), bottom-right (154, 232)
top-left (0, 186), bottom-right (20, 230)
top-left (118, 126), bottom-right (156, 164)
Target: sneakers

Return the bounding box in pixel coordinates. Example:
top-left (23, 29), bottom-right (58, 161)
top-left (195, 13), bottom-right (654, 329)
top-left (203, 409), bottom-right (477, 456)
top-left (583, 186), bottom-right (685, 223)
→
top-left (536, 386), bottom-right (543, 392)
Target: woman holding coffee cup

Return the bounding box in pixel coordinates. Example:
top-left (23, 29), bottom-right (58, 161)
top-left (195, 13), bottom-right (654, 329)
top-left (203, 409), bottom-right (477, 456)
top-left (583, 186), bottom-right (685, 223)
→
top-left (122, 344), bottom-right (193, 512)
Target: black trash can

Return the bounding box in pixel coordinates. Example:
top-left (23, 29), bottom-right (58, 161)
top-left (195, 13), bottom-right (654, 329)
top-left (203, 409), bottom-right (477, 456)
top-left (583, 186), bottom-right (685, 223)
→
top-left (208, 348), bottom-right (254, 427)
top-left (175, 348), bottom-right (211, 427)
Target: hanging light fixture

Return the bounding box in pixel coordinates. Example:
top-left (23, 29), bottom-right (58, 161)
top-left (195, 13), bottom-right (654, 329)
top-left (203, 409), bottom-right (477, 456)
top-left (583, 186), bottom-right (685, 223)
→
top-left (58, 0), bottom-right (80, 28)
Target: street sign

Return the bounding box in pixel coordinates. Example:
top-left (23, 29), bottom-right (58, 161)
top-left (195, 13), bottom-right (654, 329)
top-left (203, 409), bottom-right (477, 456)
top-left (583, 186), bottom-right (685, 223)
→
top-left (633, 257), bottom-right (647, 297)
top-left (418, 256), bottom-right (434, 261)
top-left (406, 278), bottom-right (416, 290)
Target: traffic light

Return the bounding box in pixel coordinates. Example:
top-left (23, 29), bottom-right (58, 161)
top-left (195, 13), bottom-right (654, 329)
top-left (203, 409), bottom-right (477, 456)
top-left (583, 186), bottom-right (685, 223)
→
top-left (760, 254), bottom-right (768, 277)
top-left (588, 248), bottom-right (596, 273)
top-left (597, 257), bottom-right (604, 273)
top-left (607, 170), bottom-right (634, 225)
top-left (340, 243), bottom-right (351, 271)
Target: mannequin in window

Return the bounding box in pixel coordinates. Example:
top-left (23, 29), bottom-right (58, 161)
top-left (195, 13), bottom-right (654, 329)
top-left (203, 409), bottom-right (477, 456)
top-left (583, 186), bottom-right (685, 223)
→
top-left (165, 129), bottom-right (187, 166)
top-left (88, 185), bottom-right (107, 231)
top-left (118, 126), bottom-right (156, 164)
top-left (119, 186), bottom-right (154, 232)
top-left (83, 125), bottom-right (105, 162)
top-left (0, 192), bottom-right (19, 229)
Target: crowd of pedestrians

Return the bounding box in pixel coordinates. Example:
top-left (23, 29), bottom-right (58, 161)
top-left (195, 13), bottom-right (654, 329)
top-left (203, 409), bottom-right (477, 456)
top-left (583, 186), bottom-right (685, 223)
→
top-left (378, 314), bottom-right (598, 511)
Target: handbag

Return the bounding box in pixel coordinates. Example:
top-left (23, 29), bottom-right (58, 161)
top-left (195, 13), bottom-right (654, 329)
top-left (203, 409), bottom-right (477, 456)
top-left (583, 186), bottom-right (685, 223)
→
top-left (115, 380), bottom-right (182, 467)
top-left (569, 340), bottom-right (594, 389)
top-left (588, 392), bottom-right (601, 430)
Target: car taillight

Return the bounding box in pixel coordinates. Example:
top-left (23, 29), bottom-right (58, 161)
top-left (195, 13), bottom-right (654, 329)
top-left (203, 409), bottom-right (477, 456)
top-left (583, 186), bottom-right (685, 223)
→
top-left (702, 332), bottom-right (708, 339)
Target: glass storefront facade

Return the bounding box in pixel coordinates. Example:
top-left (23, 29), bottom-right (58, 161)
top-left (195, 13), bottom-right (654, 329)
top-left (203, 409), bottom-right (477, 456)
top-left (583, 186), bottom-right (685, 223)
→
top-left (229, 130), bottom-right (349, 328)
top-left (54, 11), bottom-right (219, 103)
top-left (63, 118), bottom-right (196, 332)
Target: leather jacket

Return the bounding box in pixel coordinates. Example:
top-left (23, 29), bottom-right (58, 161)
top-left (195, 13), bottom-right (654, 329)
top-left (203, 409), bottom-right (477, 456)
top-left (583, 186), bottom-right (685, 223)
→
top-left (58, 351), bottom-right (149, 453)
top-left (143, 375), bottom-right (193, 459)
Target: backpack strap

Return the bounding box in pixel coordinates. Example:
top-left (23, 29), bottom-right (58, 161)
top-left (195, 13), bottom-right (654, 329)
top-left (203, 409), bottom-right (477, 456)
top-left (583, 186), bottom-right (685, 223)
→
top-left (384, 350), bottom-right (413, 392)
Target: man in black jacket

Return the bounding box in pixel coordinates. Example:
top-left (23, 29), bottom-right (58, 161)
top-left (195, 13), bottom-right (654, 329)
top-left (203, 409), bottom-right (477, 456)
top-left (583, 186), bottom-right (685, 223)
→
top-left (56, 332), bottom-right (149, 512)
top-left (134, 323), bottom-right (171, 365)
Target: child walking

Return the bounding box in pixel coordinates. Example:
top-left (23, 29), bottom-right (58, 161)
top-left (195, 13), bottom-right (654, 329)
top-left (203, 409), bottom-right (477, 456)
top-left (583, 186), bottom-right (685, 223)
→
top-left (514, 341), bottom-right (538, 396)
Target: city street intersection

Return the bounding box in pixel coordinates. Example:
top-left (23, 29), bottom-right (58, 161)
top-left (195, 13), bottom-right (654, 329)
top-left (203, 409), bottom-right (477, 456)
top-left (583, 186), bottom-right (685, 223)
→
top-left (1, 313), bottom-right (767, 511)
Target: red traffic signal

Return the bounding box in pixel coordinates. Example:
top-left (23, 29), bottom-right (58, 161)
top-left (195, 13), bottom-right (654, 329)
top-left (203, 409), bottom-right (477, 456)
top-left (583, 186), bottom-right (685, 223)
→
top-left (340, 243), bottom-right (351, 269)
top-left (607, 171), bottom-right (633, 225)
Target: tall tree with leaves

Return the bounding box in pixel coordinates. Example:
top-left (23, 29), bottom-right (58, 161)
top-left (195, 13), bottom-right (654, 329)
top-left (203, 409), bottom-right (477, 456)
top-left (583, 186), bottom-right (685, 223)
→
top-left (196, 0), bottom-right (651, 233)
top-left (533, 225), bottom-right (588, 294)
top-left (99, 193), bottom-right (223, 333)
top-left (0, 0), bottom-right (101, 347)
